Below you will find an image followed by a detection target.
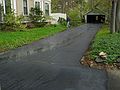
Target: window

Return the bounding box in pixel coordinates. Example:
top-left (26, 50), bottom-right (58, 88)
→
top-left (45, 3), bottom-right (49, 16)
top-left (35, 1), bottom-right (40, 9)
top-left (23, 0), bottom-right (28, 15)
top-left (5, 0), bottom-right (11, 14)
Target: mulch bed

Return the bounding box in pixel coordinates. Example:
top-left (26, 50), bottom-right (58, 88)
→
top-left (80, 55), bottom-right (120, 70)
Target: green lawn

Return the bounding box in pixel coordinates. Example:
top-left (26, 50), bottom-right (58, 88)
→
top-left (89, 25), bottom-right (120, 63)
top-left (0, 25), bottom-right (66, 52)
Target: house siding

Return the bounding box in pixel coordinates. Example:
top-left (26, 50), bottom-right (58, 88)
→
top-left (15, 0), bottom-right (34, 16)
top-left (29, 0), bottom-right (34, 12)
top-left (16, 0), bottom-right (23, 15)
top-left (1, 0), bottom-right (51, 16)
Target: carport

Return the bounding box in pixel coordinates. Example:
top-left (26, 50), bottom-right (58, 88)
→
top-left (85, 12), bottom-right (105, 23)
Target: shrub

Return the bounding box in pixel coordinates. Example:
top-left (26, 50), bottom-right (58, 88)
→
top-left (0, 10), bottom-right (24, 31)
top-left (28, 7), bottom-right (47, 28)
top-left (29, 7), bottom-right (44, 22)
top-left (70, 21), bottom-right (81, 26)
top-left (58, 17), bottom-right (66, 26)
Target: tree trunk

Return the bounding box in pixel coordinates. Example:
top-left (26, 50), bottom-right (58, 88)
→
top-left (111, 0), bottom-right (120, 33)
top-left (116, 0), bottom-right (120, 33)
top-left (111, 0), bottom-right (117, 33)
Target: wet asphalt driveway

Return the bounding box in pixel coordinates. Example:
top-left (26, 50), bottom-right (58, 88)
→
top-left (0, 24), bottom-right (107, 90)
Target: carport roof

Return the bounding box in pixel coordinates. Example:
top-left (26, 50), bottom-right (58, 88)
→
top-left (87, 12), bottom-right (101, 15)
top-left (85, 11), bottom-right (105, 15)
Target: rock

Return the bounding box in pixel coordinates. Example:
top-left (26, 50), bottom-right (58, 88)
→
top-left (116, 63), bottom-right (120, 69)
top-left (80, 57), bottom-right (86, 63)
top-left (99, 52), bottom-right (107, 59)
top-left (116, 58), bottom-right (120, 63)
top-left (99, 52), bottom-right (106, 56)
top-left (95, 57), bottom-right (105, 63)
top-left (90, 63), bottom-right (94, 67)
top-left (90, 61), bottom-right (94, 67)
top-left (81, 56), bottom-right (85, 61)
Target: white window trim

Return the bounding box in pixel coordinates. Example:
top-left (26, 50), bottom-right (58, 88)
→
top-left (10, 0), bottom-right (13, 9)
top-left (41, 0), bottom-right (44, 12)
top-left (44, 1), bottom-right (51, 16)
top-left (2, 0), bottom-right (17, 15)
top-left (13, 0), bottom-right (17, 15)
top-left (2, 0), bottom-right (12, 14)
top-left (27, 0), bottom-right (29, 15)
top-left (0, 0), bottom-right (3, 22)
top-left (2, 0), bottom-right (6, 14)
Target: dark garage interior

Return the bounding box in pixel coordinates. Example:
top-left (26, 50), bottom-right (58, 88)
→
top-left (85, 12), bottom-right (105, 23)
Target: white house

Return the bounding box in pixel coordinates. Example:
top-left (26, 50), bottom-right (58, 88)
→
top-left (0, 0), bottom-right (66, 24)
top-left (0, 0), bottom-right (51, 16)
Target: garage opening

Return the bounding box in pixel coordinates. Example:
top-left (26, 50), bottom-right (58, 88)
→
top-left (85, 12), bottom-right (105, 23)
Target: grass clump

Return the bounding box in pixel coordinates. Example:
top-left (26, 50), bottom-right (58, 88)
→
top-left (89, 25), bottom-right (120, 63)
